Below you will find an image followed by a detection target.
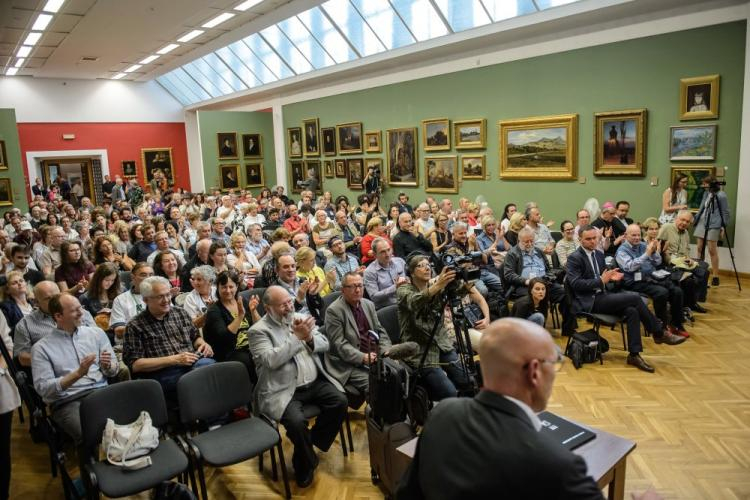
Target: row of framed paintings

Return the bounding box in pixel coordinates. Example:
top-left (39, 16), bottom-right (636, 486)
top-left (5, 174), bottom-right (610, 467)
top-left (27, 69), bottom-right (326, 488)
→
top-left (216, 132), bottom-right (263, 160)
top-left (0, 178), bottom-right (13, 206)
top-left (121, 148), bottom-right (175, 184)
top-left (219, 163), bottom-right (265, 190)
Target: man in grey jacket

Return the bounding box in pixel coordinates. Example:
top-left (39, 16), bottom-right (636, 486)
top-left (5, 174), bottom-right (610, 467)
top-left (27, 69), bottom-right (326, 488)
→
top-left (248, 286), bottom-right (347, 488)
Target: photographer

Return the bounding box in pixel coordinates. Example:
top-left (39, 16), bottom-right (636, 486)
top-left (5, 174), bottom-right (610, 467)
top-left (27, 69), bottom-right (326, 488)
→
top-left (693, 175), bottom-right (730, 286)
top-left (444, 222), bottom-right (502, 296)
top-left (364, 165), bottom-right (380, 195)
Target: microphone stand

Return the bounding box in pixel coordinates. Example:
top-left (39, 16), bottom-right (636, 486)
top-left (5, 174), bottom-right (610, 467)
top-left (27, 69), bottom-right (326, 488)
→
top-left (700, 191), bottom-right (741, 291)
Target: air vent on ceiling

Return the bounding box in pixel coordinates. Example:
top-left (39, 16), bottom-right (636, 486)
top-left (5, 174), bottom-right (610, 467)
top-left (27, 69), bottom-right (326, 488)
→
top-left (80, 56), bottom-right (99, 62)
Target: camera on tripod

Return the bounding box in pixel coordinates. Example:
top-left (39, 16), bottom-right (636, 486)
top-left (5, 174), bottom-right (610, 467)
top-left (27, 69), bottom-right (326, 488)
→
top-left (439, 251), bottom-right (483, 293)
top-left (708, 179), bottom-right (726, 192)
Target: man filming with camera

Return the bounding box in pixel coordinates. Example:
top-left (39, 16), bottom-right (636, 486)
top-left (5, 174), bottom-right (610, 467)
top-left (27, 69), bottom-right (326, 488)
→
top-left (693, 175), bottom-right (731, 287)
top-left (363, 166), bottom-right (381, 195)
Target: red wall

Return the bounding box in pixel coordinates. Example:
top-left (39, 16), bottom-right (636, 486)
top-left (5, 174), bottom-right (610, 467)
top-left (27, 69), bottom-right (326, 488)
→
top-left (17, 122), bottom-right (190, 203)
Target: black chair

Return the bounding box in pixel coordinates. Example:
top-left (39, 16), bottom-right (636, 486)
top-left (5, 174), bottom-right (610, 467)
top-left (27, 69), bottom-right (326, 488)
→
top-left (240, 287), bottom-right (267, 317)
top-left (321, 290), bottom-right (342, 322)
top-left (301, 403), bottom-right (350, 458)
top-left (563, 283), bottom-right (626, 363)
top-left (79, 380), bottom-right (190, 499)
top-left (551, 231), bottom-right (563, 243)
top-left (118, 270), bottom-right (132, 292)
top-left (178, 362), bottom-right (291, 499)
top-left (376, 305), bottom-right (400, 345)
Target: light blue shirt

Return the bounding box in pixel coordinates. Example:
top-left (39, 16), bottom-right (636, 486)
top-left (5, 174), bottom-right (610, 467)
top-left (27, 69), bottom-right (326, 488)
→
top-left (324, 253), bottom-right (360, 290)
top-left (520, 249), bottom-right (547, 280)
top-left (364, 257), bottom-right (406, 309)
top-left (615, 241), bottom-right (661, 286)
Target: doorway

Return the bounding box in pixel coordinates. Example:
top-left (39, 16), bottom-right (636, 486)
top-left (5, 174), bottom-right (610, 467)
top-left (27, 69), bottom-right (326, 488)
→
top-left (40, 157), bottom-right (95, 202)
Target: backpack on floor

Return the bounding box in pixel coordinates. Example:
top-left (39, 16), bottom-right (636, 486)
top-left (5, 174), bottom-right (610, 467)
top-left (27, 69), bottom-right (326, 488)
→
top-left (565, 329), bottom-right (609, 369)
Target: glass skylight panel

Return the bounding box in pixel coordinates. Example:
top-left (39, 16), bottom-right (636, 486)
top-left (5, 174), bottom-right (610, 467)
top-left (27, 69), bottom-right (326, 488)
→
top-left (260, 24), bottom-right (314, 74)
top-left (215, 46), bottom-right (262, 87)
top-left (156, 75), bottom-right (194, 106)
top-left (480, 0), bottom-right (537, 21)
top-left (296, 7), bottom-right (358, 63)
top-left (536, 0), bottom-right (579, 9)
top-left (227, 40), bottom-right (278, 84)
top-left (162, 69), bottom-right (210, 103)
top-left (242, 33), bottom-right (295, 79)
top-left (434, 0), bottom-right (491, 32)
top-left (182, 61), bottom-right (226, 98)
top-left (350, 0), bottom-right (415, 50)
top-left (278, 16), bottom-right (335, 70)
top-left (389, 0), bottom-right (449, 42)
top-left (202, 53), bottom-right (248, 92)
top-left (321, 0), bottom-right (386, 57)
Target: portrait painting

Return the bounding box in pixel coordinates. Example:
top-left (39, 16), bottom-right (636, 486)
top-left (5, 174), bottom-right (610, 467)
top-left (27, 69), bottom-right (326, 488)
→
top-left (290, 161), bottom-right (305, 193)
top-left (0, 140), bottom-right (7, 170)
top-left (287, 127), bottom-right (303, 158)
top-left (680, 74), bottom-right (719, 120)
top-left (322, 127), bottom-right (337, 156)
top-left (141, 148), bottom-right (174, 183)
top-left (425, 156), bottom-right (458, 193)
top-left (671, 166), bottom-right (715, 212)
top-left (594, 109), bottom-right (647, 176)
top-left (324, 160), bottom-right (334, 178)
top-left (386, 127), bottom-right (418, 187)
top-left (461, 155), bottom-right (485, 180)
top-left (303, 118), bottom-right (320, 157)
top-left (242, 133), bottom-right (263, 158)
top-left (454, 119), bottom-right (487, 149)
top-left (347, 159), bottom-right (364, 190)
top-left (217, 132), bottom-right (239, 160)
top-left (245, 163), bottom-right (264, 187)
top-left (670, 125), bottom-right (717, 161)
top-left (335, 159), bottom-right (346, 178)
top-left (121, 160), bottom-right (137, 178)
top-left (0, 178), bottom-right (12, 206)
top-left (305, 160), bottom-right (323, 194)
top-left (365, 131), bottom-right (382, 153)
top-left (220, 164), bottom-right (240, 190)
top-left (499, 114), bottom-right (578, 180)
top-left (422, 118), bottom-right (450, 151)
top-left (337, 122), bottom-right (363, 154)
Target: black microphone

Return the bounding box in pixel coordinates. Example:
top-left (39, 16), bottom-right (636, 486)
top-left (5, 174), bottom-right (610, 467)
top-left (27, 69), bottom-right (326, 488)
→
top-left (384, 341), bottom-right (420, 361)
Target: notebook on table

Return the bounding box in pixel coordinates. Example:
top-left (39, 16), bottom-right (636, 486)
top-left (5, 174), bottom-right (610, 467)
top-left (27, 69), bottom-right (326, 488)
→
top-left (537, 411), bottom-right (596, 451)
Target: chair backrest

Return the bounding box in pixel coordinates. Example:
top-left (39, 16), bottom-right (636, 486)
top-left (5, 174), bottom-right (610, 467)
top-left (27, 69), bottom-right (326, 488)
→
top-left (79, 379), bottom-right (168, 455)
top-left (551, 231), bottom-right (563, 243)
top-left (178, 361), bottom-right (252, 424)
top-left (551, 249), bottom-right (562, 270)
top-left (119, 270), bottom-right (132, 292)
top-left (240, 287), bottom-right (266, 317)
top-left (376, 304), bottom-right (401, 345)
top-left (322, 291), bottom-right (342, 317)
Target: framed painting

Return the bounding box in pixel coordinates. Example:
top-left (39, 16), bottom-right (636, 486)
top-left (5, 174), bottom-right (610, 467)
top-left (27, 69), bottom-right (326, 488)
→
top-left (347, 158), bottom-right (364, 189)
top-left (422, 118), bottom-right (450, 151)
top-left (324, 160), bottom-right (334, 178)
top-left (454, 119), bottom-right (486, 149)
top-left (217, 132), bottom-right (239, 160)
top-left (322, 127), bottom-right (337, 156)
top-left (594, 109), bottom-right (647, 176)
top-left (0, 140), bottom-right (7, 170)
top-left (680, 74), bottom-right (719, 120)
top-left (242, 133), bottom-right (263, 158)
top-left (671, 166), bottom-right (715, 212)
top-left (425, 156), bottom-right (458, 193)
top-left (337, 122), bottom-right (363, 154)
top-left (499, 114), bottom-right (578, 180)
top-left (304, 160), bottom-right (323, 194)
top-left (121, 160), bottom-right (137, 178)
top-left (290, 161), bottom-right (305, 193)
top-left (141, 148), bottom-right (174, 184)
top-left (461, 155), bottom-right (485, 180)
top-left (365, 158), bottom-right (383, 180)
top-left (220, 164), bottom-right (240, 190)
top-left (335, 159), bottom-right (346, 178)
top-left (386, 127), bottom-right (418, 187)
top-left (303, 118), bottom-right (320, 157)
top-left (669, 125), bottom-right (717, 161)
top-left (365, 130), bottom-right (382, 153)
top-left (0, 178), bottom-right (12, 206)
top-left (287, 127), bottom-right (303, 158)
top-left (244, 163), bottom-right (264, 187)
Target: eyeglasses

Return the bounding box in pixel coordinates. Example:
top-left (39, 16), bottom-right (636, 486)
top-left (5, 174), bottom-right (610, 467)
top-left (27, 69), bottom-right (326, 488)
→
top-left (343, 284), bottom-right (364, 289)
top-left (523, 347), bottom-right (564, 372)
top-left (414, 262), bottom-right (431, 270)
top-left (149, 293), bottom-right (172, 302)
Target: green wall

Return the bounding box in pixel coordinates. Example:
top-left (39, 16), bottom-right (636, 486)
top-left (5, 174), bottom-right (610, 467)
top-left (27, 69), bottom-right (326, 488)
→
top-left (0, 108), bottom-right (28, 213)
top-left (198, 110), bottom-right (276, 192)
top-left (282, 22), bottom-right (744, 236)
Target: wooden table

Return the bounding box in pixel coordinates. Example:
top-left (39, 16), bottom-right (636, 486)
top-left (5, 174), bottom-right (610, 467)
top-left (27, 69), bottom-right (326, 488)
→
top-left (396, 413), bottom-right (636, 500)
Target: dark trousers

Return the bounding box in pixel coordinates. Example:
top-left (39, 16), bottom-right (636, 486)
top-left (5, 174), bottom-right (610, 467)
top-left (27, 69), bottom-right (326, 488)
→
top-left (626, 281), bottom-right (684, 329)
top-left (513, 282), bottom-right (577, 334)
top-left (280, 377), bottom-right (347, 476)
top-left (0, 410), bottom-right (12, 500)
top-left (592, 292), bottom-right (661, 354)
top-left (418, 349), bottom-right (470, 401)
top-left (145, 357), bottom-right (215, 407)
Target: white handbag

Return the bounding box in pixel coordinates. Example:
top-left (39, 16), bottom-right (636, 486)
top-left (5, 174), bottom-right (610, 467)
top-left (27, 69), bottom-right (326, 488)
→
top-left (102, 411), bottom-right (159, 470)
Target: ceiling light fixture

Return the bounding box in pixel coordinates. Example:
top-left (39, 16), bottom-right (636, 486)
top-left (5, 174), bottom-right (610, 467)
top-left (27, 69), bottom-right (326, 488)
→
top-left (17, 46), bottom-right (32, 58)
top-left (42, 0), bottom-right (66, 13)
top-left (32, 13), bottom-right (54, 31)
top-left (15, 58), bottom-right (25, 67)
top-left (139, 55), bottom-right (159, 64)
top-left (202, 12), bottom-right (235, 28)
top-left (234, 0), bottom-right (262, 11)
top-left (112, 73), bottom-right (126, 80)
top-left (6, 68), bottom-right (19, 76)
top-left (177, 30), bottom-right (204, 43)
top-left (23, 32), bottom-right (43, 46)
top-left (124, 64), bottom-right (142, 73)
top-left (156, 43), bottom-right (179, 55)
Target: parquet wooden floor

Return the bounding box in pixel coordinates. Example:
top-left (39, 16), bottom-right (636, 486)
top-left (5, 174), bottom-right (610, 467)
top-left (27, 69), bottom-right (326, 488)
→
top-left (8, 275), bottom-right (750, 499)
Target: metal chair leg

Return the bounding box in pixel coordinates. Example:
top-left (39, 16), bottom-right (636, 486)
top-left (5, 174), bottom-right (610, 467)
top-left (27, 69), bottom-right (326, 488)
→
top-left (339, 426), bottom-right (348, 457)
top-left (270, 445), bottom-right (278, 481)
top-left (276, 441), bottom-right (292, 499)
top-left (196, 459), bottom-right (209, 500)
top-left (345, 412), bottom-right (354, 453)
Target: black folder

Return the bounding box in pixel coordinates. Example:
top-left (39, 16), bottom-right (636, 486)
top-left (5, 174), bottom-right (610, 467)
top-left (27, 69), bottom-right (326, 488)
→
top-left (537, 411), bottom-right (596, 451)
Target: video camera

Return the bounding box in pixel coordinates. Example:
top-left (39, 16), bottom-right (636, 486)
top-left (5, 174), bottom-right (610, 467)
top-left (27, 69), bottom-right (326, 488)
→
top-left (709, 179), bottom-right (726, 193)
top-left (439, 251), bottom-right (483, 293)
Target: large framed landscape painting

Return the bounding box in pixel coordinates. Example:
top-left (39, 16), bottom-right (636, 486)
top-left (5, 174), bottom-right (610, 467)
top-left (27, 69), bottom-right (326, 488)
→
top-left (425, 156), bottom-right (458, 193)
top-left (386, 127), bottom-right (418, 187)
top-left (670, 125), bottom-right (717, 161)
top-left (499, 114), bottom-right (578, 180)
top-left (594, 109), bottom-right (647, 176)
top-left (671, 166), bottom-right (715, 212)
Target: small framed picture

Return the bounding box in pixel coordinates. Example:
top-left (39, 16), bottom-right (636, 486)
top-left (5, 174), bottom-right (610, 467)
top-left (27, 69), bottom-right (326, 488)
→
top-left (220, 164), bottom-right (240, 190)
top-left (322, 127), bottom-right (337, 156)
top-left (680, 74), bottom-right (719, 120)
top-left (671, 166), bottom-right (715, 212)
top-left (217, 132), bottom-right (239, 160)
top-left (304, 160), bottom-right (323, 194)
top-left (0, 178), bottom-right (12, 206)
top-left (337, 122), bottom-right (363, 154)
top-left (121, 160), bottom-right (137, 178)
top-left (347, 158), bottom-right (364, 189)
top-left (245, 163), bottom-right (264, 187)
top-left (454, 119), bottom-right (486, 149)
top-left (365, 130), bottom-right (382, 153)
top-left (290, 161), bottom-right (305, 193)
top-left (461, 155), bottom-right (485, 180)
top-left (324, 160), bottom-right (334, 178)
top-left (287, 127), bottom-right (303, 158)
top-left (0, 140), bottom-right (7, 170)
top-left (422, 118), bottom-right (450, 151)
top-left (335, 159), bottom-right (346, 178)
top-left (669, 124), bottom-right (717, 161)
top-left (303, 118), bottom-right (320, 157)
top-left (242, 133), bottom-right (263, 158)
top-left (425, 156), bottom-right (458, 193)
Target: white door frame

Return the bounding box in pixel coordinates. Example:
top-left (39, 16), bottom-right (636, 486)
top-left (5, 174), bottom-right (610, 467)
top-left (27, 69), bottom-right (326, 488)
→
top-left (25, 149), bottom-right (110, 197)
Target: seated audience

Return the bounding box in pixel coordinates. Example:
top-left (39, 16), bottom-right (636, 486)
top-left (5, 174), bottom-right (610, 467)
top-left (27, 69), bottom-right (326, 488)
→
top-left (657, 211), bottom-right (708, 310)
top-left (592, 202), bottom-right (624, 256)
top-left (444, 222), bottom-right (502, 296)
top-left (324, 237), bottom-right (362, 291)
top-left (7, 244), bottom-right (44, 286)
top-left (510, 277), bottom-right (549, 327)
top-left (109, 263), bottom-right (153, 341)
top-left (181, 238), bottom-right (212, 291)
top-left (246, 223), bottom-right (271, 262)
top-left (504, 212), bottom-right (526, 248)
top-left (296, 247), bottom-right (334, 297)
top-left (79, 263), bottom-right (121, 321)
top-left (333, 211), bottom-right (362, 254)
top-left (526, 206), bottom-right (555, 258)
top-left (147, 230), bottom-right (186, 267)
top-left (312, 210), bottom-right (336, 250)
top-left (37, 227), bottom-right (65, 280)
top-left (209, 241), bottom-right (231, 274)
top-left (274, 253), bottom-right (324, 317)
top-left (127, 223), bottom-right (156, 262)
top-left (183, 265), bottom-right (216, 331)
top-left (153, 250), bottom-right (184, 295)
top-left (360, 217), bottom-right (391, 266)
top-left (430, 213), bottom-right (452, 254)
top-left (392, 212), bottom-right (433, 258)
top-left (93, 235), bottom-right (134, 271)
top-left (0, 270), bottom-right (33, 336)
top-left (364, 238), bottom-right (408, 310)
top-left (227, 231), bottom-right (261, 287)
top-left (555, 220), bottom-right (579, 267)
top-left (283, 204), bottom-right (309, 236)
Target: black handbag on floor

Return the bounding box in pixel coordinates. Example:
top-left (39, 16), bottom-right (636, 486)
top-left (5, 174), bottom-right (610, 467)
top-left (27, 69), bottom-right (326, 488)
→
top-left (565, 329), bottom-right (609, 369)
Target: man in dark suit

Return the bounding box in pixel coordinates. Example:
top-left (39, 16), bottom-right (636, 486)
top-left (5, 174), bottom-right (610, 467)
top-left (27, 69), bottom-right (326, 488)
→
top-left (323, 272), bottom-right (391, 393)
top-left (397, 318), bottom-right (604, 499)
top-left (566, 225), bottom-right (685, 373)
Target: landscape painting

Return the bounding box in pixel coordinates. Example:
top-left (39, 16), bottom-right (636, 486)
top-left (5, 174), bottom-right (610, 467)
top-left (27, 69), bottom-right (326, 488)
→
top-left (454, 119), bottom-right (486, 149)
top-left (425, 156), bottom-right (458, 193)
top-left (422, 118), bottom-right (450, 151)
top-left (670, 125), bottom-right (717, 161)
top-left (594, 109), bottom-right (646, 176)
top-left (671, 166), bottom-right (715, 211)
top-left (461, 155), bottom-right (485, 179)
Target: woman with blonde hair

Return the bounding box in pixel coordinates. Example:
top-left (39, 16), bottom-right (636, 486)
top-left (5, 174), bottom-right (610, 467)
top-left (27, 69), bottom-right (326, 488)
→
top-left (505, 212), bottom-right (527, 247)
top-left (0, 270), bottom-right (33, 336)
top-left (227, 231), bottom-right (260, 288)
top-left (296, 246), bottom-right (334, 297)
top-left (360, 217), bottom-right (391, 265)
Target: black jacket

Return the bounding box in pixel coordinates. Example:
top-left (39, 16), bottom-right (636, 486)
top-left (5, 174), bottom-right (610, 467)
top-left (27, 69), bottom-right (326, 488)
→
top-left (502, 245), bottom-right (550, 291)
top-left (393, 231), bottom-right (432, 259)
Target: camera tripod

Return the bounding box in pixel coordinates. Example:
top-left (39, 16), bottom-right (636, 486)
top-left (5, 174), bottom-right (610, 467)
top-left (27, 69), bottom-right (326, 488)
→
top-left (699, 190), bottom-right (741, 291)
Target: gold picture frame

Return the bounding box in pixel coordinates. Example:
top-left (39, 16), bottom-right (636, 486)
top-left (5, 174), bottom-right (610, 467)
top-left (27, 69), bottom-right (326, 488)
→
top-left (670, 166), bottom-right (715, 212)
top-left (0, 140), bottom-right (7, 170)
top-left (290, 160), bottom-right (305, 193)
top-left (499, 114), bottom-right (578, 180)
top-left (304, 160), bottom-right (323, 195)
top-left (336, 122), bottom-right (363, 154)
top-left (461, 155), bottom-right (485, 180)
top-left (0, 178), bottom-right (12, 206)
top-left (302, 118), bottom-right (320, 157)
top-left (346, 158), bottom-right (364, 189)
top-left (287, 127), bottom-right (303, 158)
top-left (217, 132), bottom-right (239, 160)
top-left (242, 133), bottom-right (263, 158)
top-left (244, 163), bottom-right (264, 188)
top-left (386, 127), bottom-right (418, 187)
top-left (425, 155), bottom-right (458, 193)
top-left (422, 118), bottom-right (450, 151)
top-left (594, 109), bottom-right (647, 176)
top-left (324, 160), bottom-right (334, 178)
top-left (335, 159), bottom-right (346, 178)
top-left (322, 127), bottom-right (337, 156)
top-left (220, 164), bottom-right (240, 190)
top-left (454, 119), bottom-right (486, 149)
top-left (141, 148), bottom-right (174, 184)
top-left (680, 74), bottom-right (719, 120)
top-left (365, 130), bottom-right (382, 153)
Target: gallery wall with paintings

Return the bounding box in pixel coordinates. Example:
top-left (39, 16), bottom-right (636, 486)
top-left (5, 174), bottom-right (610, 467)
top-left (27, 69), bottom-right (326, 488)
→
top-left (197, 110), bottom-right (276, 193)
top-left (0, 109), bottom-right (30, 212)
top-left (281, 21), bottom-right (743, 237)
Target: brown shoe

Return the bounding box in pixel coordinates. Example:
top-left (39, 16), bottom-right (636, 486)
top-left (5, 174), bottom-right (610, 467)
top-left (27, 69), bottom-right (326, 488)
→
top-left (627, 354), bottom-right (655, 373)
top-left (654, 331), bottom-right (687, 345)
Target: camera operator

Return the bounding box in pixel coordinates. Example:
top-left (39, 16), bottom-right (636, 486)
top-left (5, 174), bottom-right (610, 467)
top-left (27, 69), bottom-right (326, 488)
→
top-left (693, 175), bottom-right (730, 286)
top-left (444, 222), bottom-right (502, 296)
top-left (364, 166), bottom-right (380, 195)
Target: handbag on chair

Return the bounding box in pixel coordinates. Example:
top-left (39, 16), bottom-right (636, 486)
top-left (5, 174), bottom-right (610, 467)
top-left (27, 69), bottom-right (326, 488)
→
top-left (102, 410), bottom-right (159, 470)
